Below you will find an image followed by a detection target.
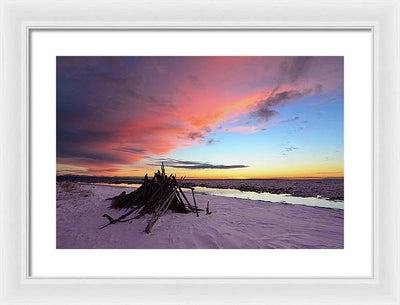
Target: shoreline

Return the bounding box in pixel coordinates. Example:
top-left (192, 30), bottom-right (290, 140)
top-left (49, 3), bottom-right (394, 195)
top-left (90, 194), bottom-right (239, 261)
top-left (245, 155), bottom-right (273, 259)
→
top-left (89, 182), bottom-right (344, 210)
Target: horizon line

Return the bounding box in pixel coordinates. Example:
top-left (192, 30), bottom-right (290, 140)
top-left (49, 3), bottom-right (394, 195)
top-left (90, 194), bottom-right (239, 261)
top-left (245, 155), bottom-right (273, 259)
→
top-left (56, 174), bottom-right (344, 180)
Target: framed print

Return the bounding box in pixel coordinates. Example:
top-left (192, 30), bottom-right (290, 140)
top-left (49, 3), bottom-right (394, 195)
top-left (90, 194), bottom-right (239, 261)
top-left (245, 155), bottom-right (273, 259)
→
top-left (32, 30), bottom-right (369, 278)
top-left (1, 0), bottom-right (400, 304)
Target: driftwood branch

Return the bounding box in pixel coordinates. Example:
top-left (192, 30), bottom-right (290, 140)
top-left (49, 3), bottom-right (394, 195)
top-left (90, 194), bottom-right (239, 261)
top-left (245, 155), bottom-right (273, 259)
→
top-left (191, 188), bottom-right (199, 217)
top-left (206, 201), bottom-right (212, 215)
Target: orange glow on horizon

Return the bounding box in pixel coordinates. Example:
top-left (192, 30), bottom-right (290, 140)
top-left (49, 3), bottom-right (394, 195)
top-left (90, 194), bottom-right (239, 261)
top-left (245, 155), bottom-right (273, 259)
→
top-left (57, 163), bottom-right (344, 179)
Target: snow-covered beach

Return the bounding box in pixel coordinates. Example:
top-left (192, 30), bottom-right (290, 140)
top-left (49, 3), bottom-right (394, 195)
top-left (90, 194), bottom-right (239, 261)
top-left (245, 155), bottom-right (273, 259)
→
top-left (56, 182), bottom-right (344, 249)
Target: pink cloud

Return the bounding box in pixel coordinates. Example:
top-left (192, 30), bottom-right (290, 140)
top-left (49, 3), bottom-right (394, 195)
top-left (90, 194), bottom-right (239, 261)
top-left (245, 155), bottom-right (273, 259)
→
top-left (223, 126), bottom-right (259, 134)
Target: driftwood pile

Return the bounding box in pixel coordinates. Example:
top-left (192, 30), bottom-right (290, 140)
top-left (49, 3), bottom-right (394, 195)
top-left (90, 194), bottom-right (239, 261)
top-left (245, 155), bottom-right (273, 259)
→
top-left (100, 163), bottom-right (208, 233)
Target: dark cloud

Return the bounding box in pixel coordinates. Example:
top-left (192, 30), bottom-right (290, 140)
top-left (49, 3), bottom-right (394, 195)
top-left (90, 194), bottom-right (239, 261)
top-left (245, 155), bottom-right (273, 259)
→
top-left (148, 158), bottom-right (248, 170)
top-left (251, 89), bottom-right (312, 122)
top-left (187, 131), bottom-right (205, 140)
top-left (265, 89), bottom-right (312, 107)
top-left (206, 139), bottom-right (217, 145)
top-left (187, 127), bottom-right (212, 140)
top-left (282, 57), bottom-right (312, 83)
top-left (285, 147), bottom-right (298, 152)
top-left (251, 108), bottom-right (279, 122)
top-left (57, 146), bottom-right (123, 164)
top-left (56, 128), bottom-right (121, 164)
top-left (56, 56), bottom-right (179, 167)
top-left (87, 168), bottom-right (123, 173)
top-left (114, 147), bottom-right (146, 154)
top-left (57, 128), bottom-right (116, 145)
top-left (281, 116), bottom-right (300, 123)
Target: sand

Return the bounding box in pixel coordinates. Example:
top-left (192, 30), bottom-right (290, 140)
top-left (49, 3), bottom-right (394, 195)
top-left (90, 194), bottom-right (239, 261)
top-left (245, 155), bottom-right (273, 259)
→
top-left (56, 182), bottom-right (344, 249)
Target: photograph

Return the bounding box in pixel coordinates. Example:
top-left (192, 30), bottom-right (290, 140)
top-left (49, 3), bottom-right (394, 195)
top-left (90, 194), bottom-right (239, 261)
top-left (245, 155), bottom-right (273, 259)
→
top-left (56, 56), bottom-right (344, 249)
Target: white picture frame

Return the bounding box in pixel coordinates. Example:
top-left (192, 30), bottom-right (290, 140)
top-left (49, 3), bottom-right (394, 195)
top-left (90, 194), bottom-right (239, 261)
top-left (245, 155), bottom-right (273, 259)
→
top-left (1, 0), bottom-right (399, 304)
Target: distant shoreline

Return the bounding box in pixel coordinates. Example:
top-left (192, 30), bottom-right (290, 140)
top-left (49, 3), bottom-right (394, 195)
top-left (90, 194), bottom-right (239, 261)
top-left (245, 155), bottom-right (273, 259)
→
top-left (57, 175), bottom-right (344, 182)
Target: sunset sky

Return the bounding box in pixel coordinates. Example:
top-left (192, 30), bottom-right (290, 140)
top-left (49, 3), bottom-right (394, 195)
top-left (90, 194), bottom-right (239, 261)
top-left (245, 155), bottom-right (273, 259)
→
top-left (56, 56), bottom-right (343, 179)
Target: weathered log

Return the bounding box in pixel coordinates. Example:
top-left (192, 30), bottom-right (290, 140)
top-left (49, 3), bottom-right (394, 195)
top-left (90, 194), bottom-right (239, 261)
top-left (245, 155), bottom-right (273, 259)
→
top-left (106, 191), bottom-right (126, 200)
top-left (173, 176), bottom-right (195, 213)
top-left (107, 191), bottom-right (127, 209)
top-left (145, 190), bottom-right (176, 233)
